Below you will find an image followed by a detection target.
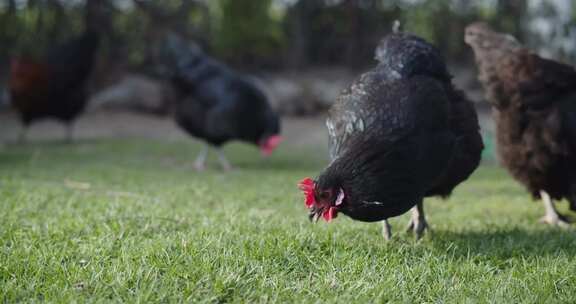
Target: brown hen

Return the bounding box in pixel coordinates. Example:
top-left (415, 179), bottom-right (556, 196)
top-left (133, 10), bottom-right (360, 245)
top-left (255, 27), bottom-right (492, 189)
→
top-left (466, 22), bottom-right (576, 226)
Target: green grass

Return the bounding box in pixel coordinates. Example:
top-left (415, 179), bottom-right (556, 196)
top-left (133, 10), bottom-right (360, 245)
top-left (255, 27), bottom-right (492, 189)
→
top-left (1, 139), bottom-right (576, 303)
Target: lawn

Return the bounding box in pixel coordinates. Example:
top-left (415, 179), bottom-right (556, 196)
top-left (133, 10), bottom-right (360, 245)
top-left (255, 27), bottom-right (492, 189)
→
top-left (1, 139), bottom-right (575, 303)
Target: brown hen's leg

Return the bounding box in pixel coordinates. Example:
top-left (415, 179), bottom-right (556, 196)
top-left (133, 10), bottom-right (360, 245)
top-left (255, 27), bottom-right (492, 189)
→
top-left (194, 144), bottom-right (209, 171)
top-left (539, 190), bottom-right (570, 228)
top-left (405, 201), bottom-right (429, 240)
top-left (381, 219), bottom-right (392, 241)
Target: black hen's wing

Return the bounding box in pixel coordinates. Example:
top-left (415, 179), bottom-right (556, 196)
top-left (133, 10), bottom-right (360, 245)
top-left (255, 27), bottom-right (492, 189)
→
top-left (327, 70), bottom-right (395, 160)
top-left (172, 59), bottom-right (236, 144)
top-left (426, 88), bottom-right (484, 197)
top-left (179, 74), bottom-right (276, 145)
top-left (327, 83), bottom-right (367, 161)
top-left (206, 78), bottom-right (276, 143)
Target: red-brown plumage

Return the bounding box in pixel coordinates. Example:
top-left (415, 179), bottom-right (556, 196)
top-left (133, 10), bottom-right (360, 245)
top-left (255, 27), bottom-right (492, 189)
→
top-left (466, 22), bottom-right (576, 224)
top-left (9, 59), bottom-right (50, 113)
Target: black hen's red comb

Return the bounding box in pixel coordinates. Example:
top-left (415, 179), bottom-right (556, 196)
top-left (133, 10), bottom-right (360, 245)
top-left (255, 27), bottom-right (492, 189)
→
top-left (298, 177), bottom-right (316, 208)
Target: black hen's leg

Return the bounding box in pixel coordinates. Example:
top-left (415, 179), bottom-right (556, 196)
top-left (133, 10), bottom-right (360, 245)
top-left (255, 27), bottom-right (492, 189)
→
top-left (539, 190), bottom-right (571, 227)
top-left (381, 219), bottom-right (392, 241)
top-left (216, 148), bottom-right (233, 171)
top-left (18, 126), bottom-right (28, 144)
top-left (194, 144), bottom-right (209, 171)
top-left (405, 200), bottom-right (429, 240)
top-left (65, 123), bottom-right (74, 143)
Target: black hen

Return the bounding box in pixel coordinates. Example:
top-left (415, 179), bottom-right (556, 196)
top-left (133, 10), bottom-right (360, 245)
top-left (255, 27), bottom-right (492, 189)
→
top-left (9, 30), bottom-right (100, 142)
top-left (161, 35), bottom-right (281, 170)
top-left (299, 30), bottom-right (483, 240)
top-left (466, 22), bottom-right (576, 227)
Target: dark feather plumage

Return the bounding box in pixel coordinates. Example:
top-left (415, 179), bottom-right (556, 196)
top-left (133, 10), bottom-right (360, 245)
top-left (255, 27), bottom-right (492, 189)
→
top-left (466, 22), bottom-right (576, 212)
top-left (162, 35), bottom-right (280, 149)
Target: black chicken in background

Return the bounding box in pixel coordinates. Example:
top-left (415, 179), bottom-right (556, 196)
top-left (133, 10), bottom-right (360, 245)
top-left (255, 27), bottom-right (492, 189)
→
top-left (299, 24), bottom-right (483, 240)
top-left (159, 34), bottom-right (282, 171)
top-left (9, 30), bottom-right (100, 142)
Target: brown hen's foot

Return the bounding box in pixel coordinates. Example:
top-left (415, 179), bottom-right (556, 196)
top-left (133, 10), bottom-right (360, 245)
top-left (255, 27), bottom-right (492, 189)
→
top-left (405, 202), bottom-right (429, 240)
top-left (381, 219), bottom-right (392, 241)
top-left (539, 214), bottom-right (571, 228)
top-left (539, 190), bottom-right (571, 228)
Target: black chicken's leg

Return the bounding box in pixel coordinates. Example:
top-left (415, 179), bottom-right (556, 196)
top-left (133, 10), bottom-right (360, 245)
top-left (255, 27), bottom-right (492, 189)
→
top-left (381, 219), bottom-right (392, 241)
top-left (405, 201), bottom-right (429, 239)
top-left (65, 123), bottom-right (74, 143)
top-left (194, 144), bottom-right (209, 171)
top-left (18, 126), bottom-right (28, 144)
top-left (216, 148), bottom-right (233, 171)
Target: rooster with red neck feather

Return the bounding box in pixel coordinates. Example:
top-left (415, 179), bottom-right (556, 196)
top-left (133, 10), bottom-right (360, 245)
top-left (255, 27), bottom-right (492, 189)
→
top-left (299, 27), bottom-right (483, 240)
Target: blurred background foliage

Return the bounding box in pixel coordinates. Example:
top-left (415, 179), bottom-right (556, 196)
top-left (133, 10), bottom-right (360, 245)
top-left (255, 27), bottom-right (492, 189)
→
top-left (0, 0), bottom-right (574, 74)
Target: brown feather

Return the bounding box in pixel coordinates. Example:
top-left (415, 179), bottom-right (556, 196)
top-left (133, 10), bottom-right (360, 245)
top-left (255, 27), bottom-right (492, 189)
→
top-left (466, 22), bottom-right (576, 208)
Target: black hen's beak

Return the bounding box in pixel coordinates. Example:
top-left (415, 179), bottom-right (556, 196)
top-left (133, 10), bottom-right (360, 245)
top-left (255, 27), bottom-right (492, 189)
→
top-left (308, 206), bottom-right (323, 223)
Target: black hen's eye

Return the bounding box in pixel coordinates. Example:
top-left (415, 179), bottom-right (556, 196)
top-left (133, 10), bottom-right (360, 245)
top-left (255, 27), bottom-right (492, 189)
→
top-left (320, 191), bottom-right (331, 199)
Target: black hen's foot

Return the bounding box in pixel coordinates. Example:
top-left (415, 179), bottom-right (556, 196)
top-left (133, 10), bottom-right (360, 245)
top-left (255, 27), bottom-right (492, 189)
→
top-left (405, 202), bottom-right (429, 240)
top-left (405, 216), bottom-right (430, 240)
top-left (194, 144), bottom-right (209, 172)
top-left (64, 124), bottom-right (74, 144)
top-left (216, 149), bottom-right (233, 171)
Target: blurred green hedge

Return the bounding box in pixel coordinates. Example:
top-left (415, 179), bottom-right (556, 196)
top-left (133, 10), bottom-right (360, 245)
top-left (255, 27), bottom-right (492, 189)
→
top-left (0, 0), bottom-right (573, 71)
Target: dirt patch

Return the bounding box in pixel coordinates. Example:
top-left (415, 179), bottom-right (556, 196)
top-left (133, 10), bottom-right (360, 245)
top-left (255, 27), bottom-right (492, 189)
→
top-left (0, 110), bottom-right (329, 148)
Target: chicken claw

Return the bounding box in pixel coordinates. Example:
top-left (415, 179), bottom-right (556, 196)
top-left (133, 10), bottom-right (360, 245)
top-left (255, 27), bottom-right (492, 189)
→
top-left (382, 219), bottom-right (392, 241)
top-left (405, 202), bottom-right (429, 240)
